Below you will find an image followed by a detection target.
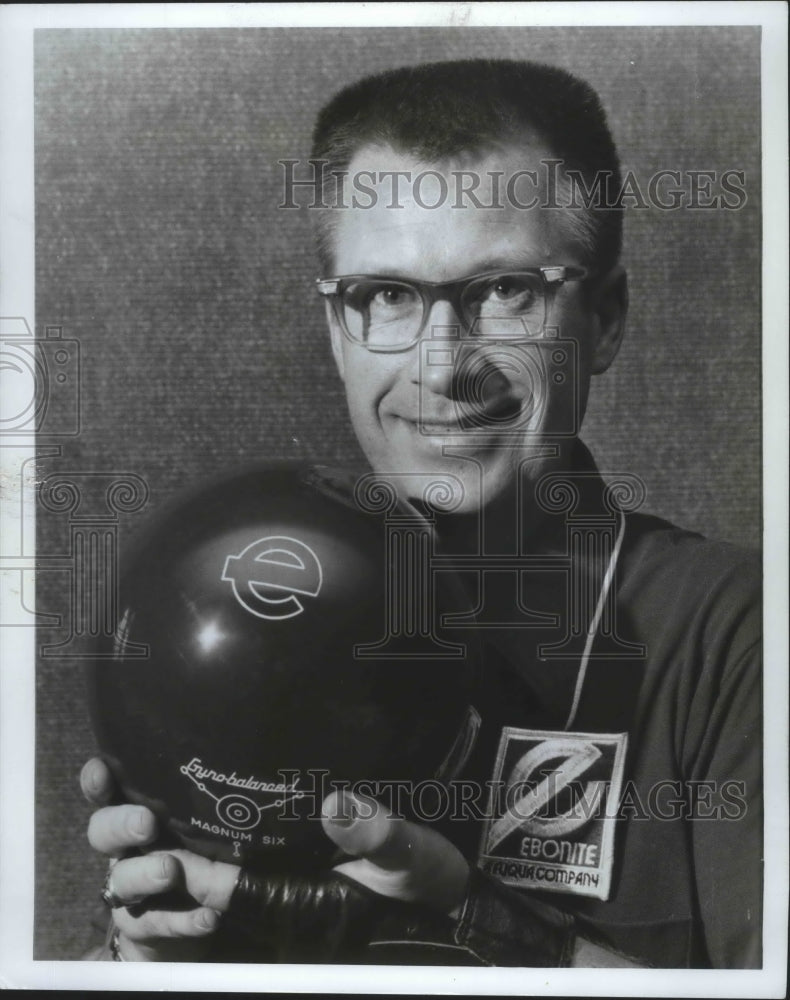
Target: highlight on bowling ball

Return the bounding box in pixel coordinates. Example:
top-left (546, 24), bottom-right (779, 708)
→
top-left (86, 463), bottom-right (481, 873)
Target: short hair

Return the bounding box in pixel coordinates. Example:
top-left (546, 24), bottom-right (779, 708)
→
top-left (310, 58), bottom-right (623, 274)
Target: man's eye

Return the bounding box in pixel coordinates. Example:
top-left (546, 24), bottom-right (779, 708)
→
top-left (470, 275), bottom-right (542, 320)
top-left (489, 277), bottom-right (535, 303)
top-left (370, 285), bottom-right (414, 308)
top-left (344, 282), bottom-right (412, 312)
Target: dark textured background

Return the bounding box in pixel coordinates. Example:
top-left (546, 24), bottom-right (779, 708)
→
top-left (34, 27), bottom-right (761, 958)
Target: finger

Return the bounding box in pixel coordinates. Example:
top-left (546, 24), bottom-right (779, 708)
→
top-left (320, 790), bottom-right (412, 868)
top-left (165, 849), bottom-right (240, 912)
top-left (88, 804), bottom-right (158, 856)
top-left (80, 757), bottom-right (115, 806)
top-left (322, 791), bottom-right (469, 914)
top-left (105, 852), bottom-right (180, 907)
top-left (114, 903), bottom-right (220, 944)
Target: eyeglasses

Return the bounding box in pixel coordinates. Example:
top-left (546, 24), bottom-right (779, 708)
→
top-left (316, 266), bottom-right (591, 352)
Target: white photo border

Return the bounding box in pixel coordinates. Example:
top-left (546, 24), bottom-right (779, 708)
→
top-left (1, 2), bottom-right (787, 995)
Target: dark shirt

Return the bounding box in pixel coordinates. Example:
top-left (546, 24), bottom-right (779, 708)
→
top-left (442, 442), bottom-right (762, 967)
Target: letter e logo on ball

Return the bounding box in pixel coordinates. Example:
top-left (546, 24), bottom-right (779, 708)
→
top-left (221, 536), bottom-right (323, 620)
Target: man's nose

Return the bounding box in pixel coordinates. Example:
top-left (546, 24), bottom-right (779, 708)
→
top-left (408, 299), bottom-right (464, 397)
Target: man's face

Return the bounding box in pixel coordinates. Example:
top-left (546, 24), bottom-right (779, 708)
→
top-left (325, 143), bottom-right (626, 515)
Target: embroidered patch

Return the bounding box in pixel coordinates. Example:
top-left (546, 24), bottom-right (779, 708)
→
top-left (477, 727), bottom-right (628, 900)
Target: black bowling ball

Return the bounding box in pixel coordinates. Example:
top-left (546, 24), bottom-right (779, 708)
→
top-left (87, 464), bottom-right (480, 872)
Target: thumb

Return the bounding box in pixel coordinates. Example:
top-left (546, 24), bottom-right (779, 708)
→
top-left (320, 790), bottom-right (408, 868)
top-left (80, 757), bottom-right (116, 806)
top-left (320, 791), bottom-right (469, 915)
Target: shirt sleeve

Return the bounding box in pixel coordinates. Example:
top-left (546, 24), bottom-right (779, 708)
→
top-left (687, 634), bottom-right (763, 967)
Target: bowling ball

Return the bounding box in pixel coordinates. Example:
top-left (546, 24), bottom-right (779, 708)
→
top-left (86, 463), bottom-right (481, 873)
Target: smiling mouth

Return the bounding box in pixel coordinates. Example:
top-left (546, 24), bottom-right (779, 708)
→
top-left (399, 413), bottom-right (463, 435)
top-left (406, 401), bottom-right (526, 435)
top-left (414, 419), bottom-right (463, 435)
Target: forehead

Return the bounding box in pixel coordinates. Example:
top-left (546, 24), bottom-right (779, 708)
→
top-left (331, 143), bottom-right (578, 280)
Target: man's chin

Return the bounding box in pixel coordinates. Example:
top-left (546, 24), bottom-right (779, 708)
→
top-left (363, 443), bottom-right (572, 517)
top-left (362, 460), bottom-right (507, 517)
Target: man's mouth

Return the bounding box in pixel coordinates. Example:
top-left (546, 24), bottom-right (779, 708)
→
top-left (405, 398), bottom-right (525, 434)
top-left (413, 418), bottom-right (463, 435)
top-left (397, 410), bottom-right (463, 434)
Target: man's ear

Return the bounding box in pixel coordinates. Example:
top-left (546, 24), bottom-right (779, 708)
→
top-left (325, 301), bottom-right (346, 381)
top-left (590, 265), bottom-right (628, 375)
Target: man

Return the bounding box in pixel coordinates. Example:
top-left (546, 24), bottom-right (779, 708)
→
top-left (81, 59), bottom-right (761, 967)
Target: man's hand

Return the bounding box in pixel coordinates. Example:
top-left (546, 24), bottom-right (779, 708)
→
top-left (84, 759), bottom-right (619, 966)
top-left (320, 789), bottom-right (471, 917)
top-left (82, 759), bottom-right (470, 962)
top-left (81, 758), bottom-right (238, 961)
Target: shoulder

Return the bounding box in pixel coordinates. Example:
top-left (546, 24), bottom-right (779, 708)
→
top-left (618, 511), bottom-right (761, 646)
top-left (615, 512), bottom-right (762, 782)
top-left (621, 511), bottom-right (759, 585)
top-left (615, 511), bottom-right (761, 739)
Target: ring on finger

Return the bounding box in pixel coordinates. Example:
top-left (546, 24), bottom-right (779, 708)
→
top-left (100, 865), bottom-right (125, 909)
top-left (99, 863), bottom-right (147, 910)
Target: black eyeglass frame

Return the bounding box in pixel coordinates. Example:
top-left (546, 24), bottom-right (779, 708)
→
top-left (316, 266), bottom-right (593, 352)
